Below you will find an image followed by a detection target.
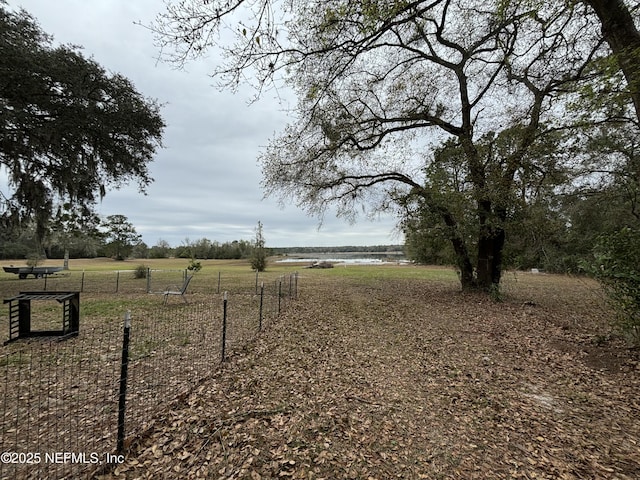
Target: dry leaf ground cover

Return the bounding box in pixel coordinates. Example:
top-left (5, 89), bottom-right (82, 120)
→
top-left (99, 266), bottom-right (640, 480)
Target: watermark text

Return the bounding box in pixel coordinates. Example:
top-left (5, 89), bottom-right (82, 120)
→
top-left (1, 451), bottom-right (124, 465)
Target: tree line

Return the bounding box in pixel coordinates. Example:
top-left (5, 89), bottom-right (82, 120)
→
top-left (151, 238), bottom-right (260, 261)
top-left (0, 213), bottom-right (262, 262)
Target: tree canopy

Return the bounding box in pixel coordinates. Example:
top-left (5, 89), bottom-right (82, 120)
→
top-left (0, 5), bottom-right (165, 239)
top-left (151, 0), bottom-right (638, 292)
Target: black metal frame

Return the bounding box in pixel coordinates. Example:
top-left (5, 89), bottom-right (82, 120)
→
top-left (4, 291), bottom-right (80, 344)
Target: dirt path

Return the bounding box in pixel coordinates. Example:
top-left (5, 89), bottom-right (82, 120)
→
top-left (100, 272), bottom-right (640, 479)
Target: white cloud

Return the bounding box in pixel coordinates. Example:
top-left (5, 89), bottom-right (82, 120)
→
top-left (9, 0), bottom-right (404, 248)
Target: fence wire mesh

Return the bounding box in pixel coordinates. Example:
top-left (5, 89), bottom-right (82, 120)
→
top-left (1, 268), bottom-right (293, 296)
top-left (0, 271), bottom-right (298, 479)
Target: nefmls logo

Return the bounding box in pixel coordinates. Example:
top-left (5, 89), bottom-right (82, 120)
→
top-left (45, 452), bottom-right (100, 464)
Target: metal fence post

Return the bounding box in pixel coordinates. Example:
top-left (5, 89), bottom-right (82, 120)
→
top-left (259, 282), bottom-right (264, 331)
top-left (115, 271), bottom-right (120, 293)
top-left (278, 279), bottom-right (282, 314)
top-left (221, 292), bottom-right (228, 362)
top-left (117, 310), bottom-right (132, 454)
top-left (81, 270), bottom-right (85, 292)
top-left (146, 268), bottom-right (151, 293)
top-left (217, 272), bottom-right (221, 295)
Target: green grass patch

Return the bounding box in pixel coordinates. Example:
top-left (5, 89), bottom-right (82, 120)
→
top-left (0, 351), bottom-right (31, 367)
top-left (305, 264), bottom-right (459, 283)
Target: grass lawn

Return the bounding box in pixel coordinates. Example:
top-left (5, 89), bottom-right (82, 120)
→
top-left (0, 257), bottom-right (301, 320)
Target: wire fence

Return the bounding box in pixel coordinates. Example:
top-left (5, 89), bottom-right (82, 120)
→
top-left (1, 268), bottom-right (281, 296)
top-left (0, 271), bottom-right (298, 480)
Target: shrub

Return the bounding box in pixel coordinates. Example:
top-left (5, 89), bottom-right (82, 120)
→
top-left (587, 227), bottom-right (640, 345)
top-left (134, 264), bottom-right (149, 279)
top-left (26, 252), bottom-right (45, 267)
top-left (187, 259), bottom-right (202, 272)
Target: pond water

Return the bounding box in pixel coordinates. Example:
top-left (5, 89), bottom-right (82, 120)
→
top-left (275, 252), bottom-right (408, 266)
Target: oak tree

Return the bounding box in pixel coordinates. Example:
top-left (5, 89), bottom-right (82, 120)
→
top-left (0, 5), bottom-right (165, 240)
top-left (582, 0), bottom-right (640, 125)
top-left (151, 0), bottom-right (610, 291)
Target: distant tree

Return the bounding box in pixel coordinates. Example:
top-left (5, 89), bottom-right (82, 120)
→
top-left (402, 213), bottom-right (456, 266)
top-left (250, 221), bottom-right (267, 272)
top-left (131, 241), bottom-right (149, 259)
top-left (191, 238), bottom-right (213, 259)
top-left (0, 5), bottom-right (164, 241)
top-left (217, 240), bottom-right (252, 259)
top-left (0, 232), bottom-right (30, 259)
top-left (0, 220), bottom-right (38, 260)
top-left (174, 238), bottom-right (193, 259)
top-left (102, 214), bottom-right (142, 261)
top-left (207, 240), bottom-right (247, 259)
top-left (45, 204), bottom-right (104, 259)
top-left (501, 198), bottom-right (569, 273)
top-left (149, 239), bottom-right (172, 258)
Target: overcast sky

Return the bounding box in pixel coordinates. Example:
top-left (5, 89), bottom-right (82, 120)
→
top-left (8, 0), bottom-right (403, 248)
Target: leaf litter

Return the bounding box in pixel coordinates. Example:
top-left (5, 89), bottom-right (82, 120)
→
top-left (98, 270), bottom-right (640, 479)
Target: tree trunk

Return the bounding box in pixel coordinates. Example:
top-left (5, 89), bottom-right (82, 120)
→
top-left (475, 203), bottom-right (507, 292)
top-left (584, 0), bottom-right (640, 124)
top-left (451, 236), bottom-right (476, 291)
top-left (475, 227), bottom-right (506, 291)
top-left (432, 199), bottom-right (477, 290)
